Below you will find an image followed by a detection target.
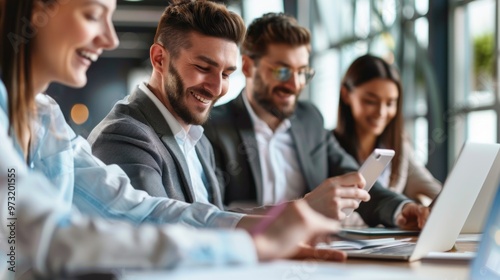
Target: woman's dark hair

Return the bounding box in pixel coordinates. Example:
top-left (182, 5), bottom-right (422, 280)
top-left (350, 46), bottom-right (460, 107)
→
top-left (335, 54), bottom-right (403, 186)
top-left (1, 0), bottom-right (42, 153)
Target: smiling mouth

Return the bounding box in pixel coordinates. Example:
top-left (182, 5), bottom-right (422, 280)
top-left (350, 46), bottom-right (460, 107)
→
top-left (368, 120), bottom-right (385, 127)
top-left (190, 91), bottom-right (210, 104)
top-left (77, 49), bottom-right (99, 63)
top-left (273, 88), bottom-right (297, 98)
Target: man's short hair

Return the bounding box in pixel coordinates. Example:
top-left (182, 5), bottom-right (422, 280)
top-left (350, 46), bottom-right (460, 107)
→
top-left (154, 0), bottom-right (246, 58)
top-left (241, 12), bottom-right (311, 59)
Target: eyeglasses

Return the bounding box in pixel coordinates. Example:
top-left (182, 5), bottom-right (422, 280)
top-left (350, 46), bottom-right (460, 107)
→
top-left (269, 66), bottom-right (315, 84)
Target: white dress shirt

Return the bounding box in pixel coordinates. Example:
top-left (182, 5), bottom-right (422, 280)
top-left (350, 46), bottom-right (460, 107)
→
top-left (242, 94), bottom-right (306, 205)
top-left (140, 83), bottom-right (211, 204)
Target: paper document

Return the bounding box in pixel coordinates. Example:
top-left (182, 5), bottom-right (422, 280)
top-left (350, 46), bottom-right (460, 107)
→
top-left (317, 238), bottom-right (412, 250)
top-left (341, 227), bottom-right (420, 236)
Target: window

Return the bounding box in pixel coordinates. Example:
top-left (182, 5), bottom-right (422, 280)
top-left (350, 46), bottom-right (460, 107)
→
top-left (450, 0), bottom-right (497, 158)
top-left (308, 0), bottom-right (431, 165)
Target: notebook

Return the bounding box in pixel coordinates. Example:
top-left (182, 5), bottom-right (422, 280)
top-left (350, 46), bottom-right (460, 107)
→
top-left (469, 180), bottom-right (500, 279)
top-left (346, 142), bottom-right (500, 261)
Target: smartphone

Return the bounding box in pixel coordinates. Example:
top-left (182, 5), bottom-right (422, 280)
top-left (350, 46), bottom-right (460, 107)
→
top-left (342, 148), bottom-right (395, 217)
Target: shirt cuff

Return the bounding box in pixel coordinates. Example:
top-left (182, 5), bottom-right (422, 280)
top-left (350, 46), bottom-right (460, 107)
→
top-left (392, 200), bottom-right (413, 225)
top-left (207, 210), bottom-right (246, 229)
top-left (178, 229), bottom-right (258, 267)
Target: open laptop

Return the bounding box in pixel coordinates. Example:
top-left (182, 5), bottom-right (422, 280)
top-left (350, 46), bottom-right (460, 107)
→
top-left (461, 153), bottom-right (500, 233)
top-left (346, 142), bottom-right (500, 262)
top-left (470, 180), bottom-right (500, 279)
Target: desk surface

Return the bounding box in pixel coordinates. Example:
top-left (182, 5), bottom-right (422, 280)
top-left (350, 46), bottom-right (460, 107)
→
top-left (120, 260), bottom-right (470, 280)
top-left (121, 240), bottom-right (474, 280)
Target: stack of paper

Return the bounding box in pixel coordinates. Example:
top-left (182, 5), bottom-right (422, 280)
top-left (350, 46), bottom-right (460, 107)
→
top-left (317, 238), bottom-right (412, 250)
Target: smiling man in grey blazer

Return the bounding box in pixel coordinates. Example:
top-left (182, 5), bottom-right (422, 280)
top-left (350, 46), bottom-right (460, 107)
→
top-left (203, 13), bottom-right (428, 229)
top-left (87, 1), bottom-right (248, 210)
top-left (88, 6), bottom-right (373, 222)
top-left (88, 5), bottom-right (423, 230)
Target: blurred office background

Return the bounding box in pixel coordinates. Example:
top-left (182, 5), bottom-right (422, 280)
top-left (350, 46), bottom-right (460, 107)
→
top-left (47, 0), bottom-right (497, 182)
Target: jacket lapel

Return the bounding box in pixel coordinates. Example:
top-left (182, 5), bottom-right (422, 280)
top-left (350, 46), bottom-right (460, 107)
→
top-left (131, 87), bottom-right (196, 203)
top-left (232, 94), bottom-right (264, 204)
top-left (290, 116), bottom-right (315, 192)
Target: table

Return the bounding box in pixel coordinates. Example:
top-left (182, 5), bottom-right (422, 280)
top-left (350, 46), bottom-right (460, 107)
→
top-left (120, 239), bottom-right (475, 280)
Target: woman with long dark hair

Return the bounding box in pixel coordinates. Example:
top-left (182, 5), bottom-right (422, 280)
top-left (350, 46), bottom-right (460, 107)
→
top-left (334, 54), bottom-right (441, 226)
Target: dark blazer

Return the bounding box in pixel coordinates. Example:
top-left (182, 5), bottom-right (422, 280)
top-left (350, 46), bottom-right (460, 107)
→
top-left (88, 86), bottom-right (223, 209)
top-left (204, 92), bottom-right (408, 226)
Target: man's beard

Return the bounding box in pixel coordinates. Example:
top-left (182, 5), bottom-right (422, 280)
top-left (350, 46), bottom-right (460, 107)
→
top-left (165, 62), bottom-right (216, 125)
top-left (252, 72), bottom-right (298, 120)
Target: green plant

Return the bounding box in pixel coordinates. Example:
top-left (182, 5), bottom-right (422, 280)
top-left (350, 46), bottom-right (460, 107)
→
top-left (473, 33), bottom-right (494, 79)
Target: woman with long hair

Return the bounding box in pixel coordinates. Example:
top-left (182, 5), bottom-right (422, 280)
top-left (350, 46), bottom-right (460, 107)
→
top-left (334, 54), bottom-right (441, 226)
top-left (0, 0), bottom-right (342, 277)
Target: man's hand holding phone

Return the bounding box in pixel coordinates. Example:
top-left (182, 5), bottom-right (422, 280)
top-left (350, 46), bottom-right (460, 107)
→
top-left (303, 172), bottom-right (370, 220)
top-left (341, 149), bottom-right (395, 217)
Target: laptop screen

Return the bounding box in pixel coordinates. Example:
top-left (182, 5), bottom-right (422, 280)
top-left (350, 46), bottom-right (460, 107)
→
top-left (470, 181), bottom-right (500, 279)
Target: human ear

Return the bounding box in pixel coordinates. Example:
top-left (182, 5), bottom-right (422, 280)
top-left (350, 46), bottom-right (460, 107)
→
top-left (242, 55), bottom-right (255, 78)
top-left (150, 44), bottom-right (169, 74)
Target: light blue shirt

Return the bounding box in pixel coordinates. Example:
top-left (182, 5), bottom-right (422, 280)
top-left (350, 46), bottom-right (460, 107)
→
top-left (0, 81), bottom-right (257, 277)
top-left (140, 83), bottom-right (211, 204)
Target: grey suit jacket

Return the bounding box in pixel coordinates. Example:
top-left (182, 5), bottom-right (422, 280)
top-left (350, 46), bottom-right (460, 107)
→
top-left (88, 87), bottom-right (224, 209)
top-left (204, 92), bottom-right (408, 227)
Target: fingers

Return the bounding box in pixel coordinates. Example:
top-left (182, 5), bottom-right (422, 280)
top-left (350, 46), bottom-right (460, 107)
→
top-left (327, 172), bottom-right (366, 189)
top-left (335, 197), bottom-right (360, 212)
top-left (305, 182), bottom-right (371, 219)
top-left (292, 245), bottom-right (347, 262)
top-left (397, 203), bottom-right (427, 230)
top-left (295, 199), bottom-right (341, 233)
top-left (396, 214), bottom-right (407, 228)
top-left (304, 172), bottom-right (376, 220)
top-left (252, 200), bottom-right (360, 262)
top-left (334, 186), bottom-right (371, 202)
top-left (417, 206), bottom-right (430, 229)
top-left (315, 180), bottom-right (370, 201)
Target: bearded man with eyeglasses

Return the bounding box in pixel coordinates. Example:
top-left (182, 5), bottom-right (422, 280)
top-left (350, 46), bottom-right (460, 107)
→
top-left (204, 13), bottom-right (427, 230)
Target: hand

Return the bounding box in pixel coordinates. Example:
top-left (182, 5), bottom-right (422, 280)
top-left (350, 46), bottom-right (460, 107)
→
top-left (248, 200), bottom-right (342, 261)
top-left (291, 243), bottom-right (346, 262)
top-left (396, 202), bottom-right (430, 230)
top-left (303, 172), bottom-right (370, 220)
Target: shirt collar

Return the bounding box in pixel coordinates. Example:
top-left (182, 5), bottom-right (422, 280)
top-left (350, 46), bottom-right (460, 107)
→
top-left (241, 89), bottom-right (291, 133)
top-left (139, 82), bottom-right (204, 145)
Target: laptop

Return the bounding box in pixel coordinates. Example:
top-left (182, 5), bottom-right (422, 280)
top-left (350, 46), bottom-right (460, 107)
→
top-left (470, 180), bottom-right (500, 279)
top-left (346, 142), bottom-right (500, 262)
top-left (461, 153), bottom-right (500, 233)
top-left (343, 143), bottom-right (500, 236)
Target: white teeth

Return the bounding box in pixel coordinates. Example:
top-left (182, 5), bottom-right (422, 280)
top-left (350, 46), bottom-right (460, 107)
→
top-left (78, 50), bottom-right (98, 62)
top-left (191, 91), bottom-right (210, 104)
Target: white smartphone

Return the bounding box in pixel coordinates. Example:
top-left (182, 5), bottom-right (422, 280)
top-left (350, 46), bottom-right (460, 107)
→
top-left (342, 148), bottom-right (395, 217)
